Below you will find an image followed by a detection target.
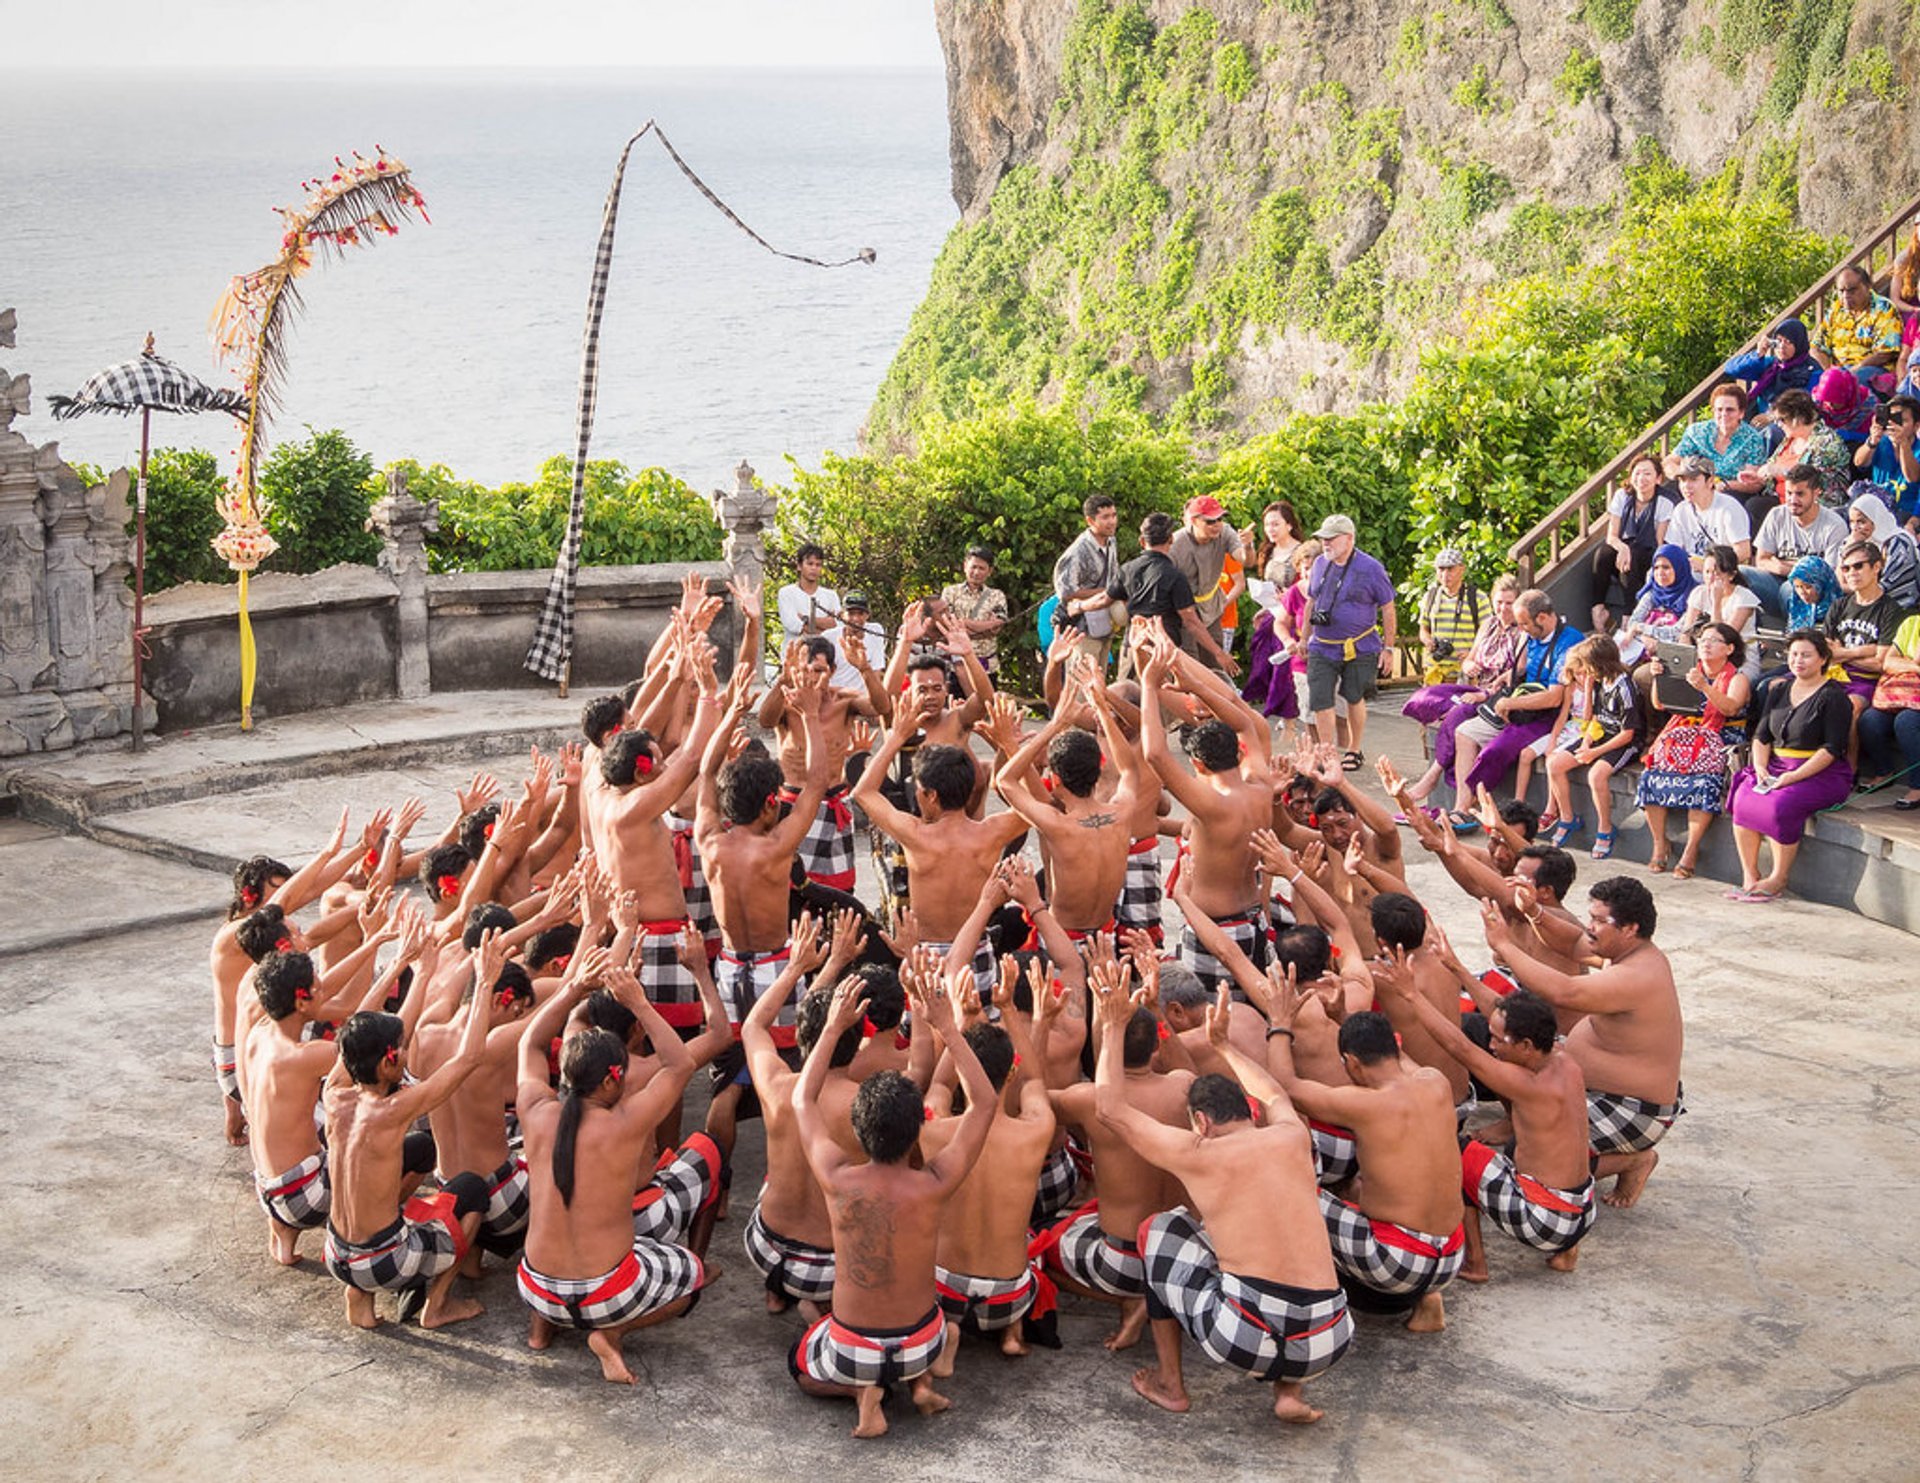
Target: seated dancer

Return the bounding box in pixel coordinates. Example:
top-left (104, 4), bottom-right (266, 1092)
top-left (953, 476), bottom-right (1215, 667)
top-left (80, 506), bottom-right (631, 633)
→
top-left (321, 932), bottom-right (512, 1330)
top-left (1479, 876), bottom-right (1682, 1209)
top-left (1092, 968), bottom-right (1352, 1425)
top-left (920, 958), bottom-right (1057, 1380)
top-left (788, 966), bottom-right (999, 1439)
top-left (1258, 984), bottom-right (1467, 1334)
top-left (1136, 631), bottom-right (1274, 992)
top-left (1366, 892), bottom-right (1472, 1115)
top-left (514, 953), bottom-right (723, 1385)
top-left (1372, 960), bottom-right (1596, 1279)
top-left (756, 634), bottom-right (883, 892)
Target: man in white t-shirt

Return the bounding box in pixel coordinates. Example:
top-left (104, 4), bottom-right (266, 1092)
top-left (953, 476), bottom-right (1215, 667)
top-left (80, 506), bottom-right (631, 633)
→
top-left (777, 542), bottom-right (841, 648)
top-left (1664, 457), bottom-right (1752, 575)
top-left (1741, 464), bottom-right (1851, 619)
top-left (824, 591), bottom-right (889, 691)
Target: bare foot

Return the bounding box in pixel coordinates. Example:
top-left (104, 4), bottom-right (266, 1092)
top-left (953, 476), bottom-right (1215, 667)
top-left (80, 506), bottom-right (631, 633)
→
top-left (1000, 1325), bottom-right (1030, 1358)
top-left (527, 1312), bottom-right (555, 1351)
top-left (587, 1329), bottom-right (637, 1385)
top-left (267, 1221), bottom-right (301, 1267)
top-left (420, 1293), bottom-right (484, 1330)
top-left (1131, 1367), bottom-right (1191, 1413)
top-left (1457, 1262), bottom-right (1490, 1284)
top-left (930, 1321), bottom-right (959, 1379)
top-left (1103, 1297), bottom-right (1147, 1351)
top-left (1404, 1291), bottom-right (1446, 1333)
top-left (1603, 1149), bottom-right (1659, 1208)
top-left (1546, 1242), bottom-right (1581, 1273)
top-left (910, 1374), bottom-right (952, 1418)
top-left (797, 1298), bottom-right (826, 1325)
top-left (344, 1287), bottom-right (379, 1330)
top-left (223, 1097), bottom-right (248, 1147)
top-left (852, 1385), bottom-right (888, 1438)
top-left (1273, 1382), bottom-right (1324, 1424)
top-left (765, 1288), bottom-right (791, 1315)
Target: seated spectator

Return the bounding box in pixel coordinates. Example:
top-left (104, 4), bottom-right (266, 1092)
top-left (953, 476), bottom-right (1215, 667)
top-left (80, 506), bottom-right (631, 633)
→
top-left (1846, 489), bottom-right (1920, 610)
top-left (1728, 630), bottom-right (1856, 902)
top-left (1858, 610), bottom-right (1920, 809)
top-left (939, 547), bottom-right (1009, 679)
top-left (1665, 457), bottom-right (1752, 577)
top-left (1740, 466), bottom-right (1850, 620)
top-left (1811, 264), bottom-right (1902, 395)
top-left (1589, 453), bottom-right (1672, 630)
top-left (1617, 544), bottom-right (1697, 666)
top-left (1637, 623), bottom-right (1753, 879)
top-left (1814, 366), bottom-right (1879, 450)
top-left (1723, 318), bottom-right (1820, 422)
top-left (1851, 394), bottom-right (1920, 526)
top-left (1675, 382), bottom-right (1769, 492)
top-left (1739, 389), bottom-right (1852, 523)
top-left (1784, 555), bottom-right (1841, 631)
top-left (1447, 590), bottom-right (1583, 823)
top-left (1825, 539), bottom-right (1907, 720)
top-left (1397, 574), bottom-right (1525, 808)
top-left (1416, 548), bottom-right (1486, 685)
top-left (1539, 636), bottom-right (1642, 860)
top-left (1681, 546), bottom-right (1761, 654)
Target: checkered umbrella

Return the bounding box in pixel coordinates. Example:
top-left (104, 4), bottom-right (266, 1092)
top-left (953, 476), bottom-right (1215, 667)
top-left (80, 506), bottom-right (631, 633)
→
top-left (48, 337), bottom-right (248, 750)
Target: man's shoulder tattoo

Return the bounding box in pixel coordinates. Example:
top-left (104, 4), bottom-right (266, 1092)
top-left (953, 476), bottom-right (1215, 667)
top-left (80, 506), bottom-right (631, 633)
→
top-left (1078, 812), bottom-right (1119, 830)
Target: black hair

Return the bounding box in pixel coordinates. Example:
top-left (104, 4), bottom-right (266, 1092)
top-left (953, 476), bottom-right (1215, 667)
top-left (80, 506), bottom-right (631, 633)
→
top-left (1083, 494), bottom-right (1117, 520)
top-left (907, 652), bottom-right (951, 679)
top-left (462, 901), bottom-right (517, 951)
top-left (1369, 892), bottom-right (1427, 953)
top-left (235, 903), bottom-right (292, 963)
top-left (1785, 627), bottom-right (1834, 662)
top-left (420, 843), bottom-right (472, 903)
top-left (1311, 785), bottom-right (1353, 817)
top-left (338, 1011), bottom-right (405, 1085)
top-left (1518, 843), bottom-right (1577, 904)
top-left (1499, 799), bottom-right (1540, 840)
top-left (855, 963), bottom-right (905, 1031)
top-left (581, 693), bottom-right (627, 748)
top-left (1337, 1010), bottom-right (1399, 1066)
top-left (1700, 621), bottom-right (1748, 671)
top-left (555, 1029), bottom-right (629, 1207)
top-left (914, 744), bottom-right (975, 811)
top-left (802, 635), bottom-right (836, 667)
top-left (795, 541), bottom-right (827, 565)
top-left (582, 989), bottom-right (638, 1046)
top-left (1188, 1072), bottom-right (1252, 1125)
top-left (620, 676), bottom-right (645, 709)
top-left (720, 755), bottom-right (786, 827)
top-left (527, 922), bottom-right (581, 972)
top-left (464, 959), bottom-right (534, 1009)
top-left (794, 985), bottom-right (863, 1067)
top-left (1047, 728), bottom-right (1103, 798)
top-left (600, 729), bottom-right (659, 787)
top-left (964, 1022), bottom-right (1016, 1092)
top-left (1274, 924), bottom-right (1332, 982)
top-left (458, 803), bottom-right (500, 860)
top-left (1497, 988), bottom-right (1558, 1054)
top-left (1783, 463), bottom-right (1824, 493)
top-left (1121, 1006), bottom-right (1160, 1069)
top-left (1183, 719), bottom-right (1239, 774)
top-left (850, 1069), bottom-right (924, 1164)
top-left (255, 950), bottom-right (316, 1021)
top-left (228, 855), bottom-right (292, 920)
top-left (1140, 511), bottom-right (1176, 547)
top-left (1590, 876), bottom-right (1657, 941)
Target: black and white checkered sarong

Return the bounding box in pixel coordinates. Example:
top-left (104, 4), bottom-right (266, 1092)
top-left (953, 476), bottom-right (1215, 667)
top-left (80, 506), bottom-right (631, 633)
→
top-left (1461, 1141), bottom-right (1596, 1254)
top-left (744, 1202), bottom-right (837, 1304)
top-left (212, 1039), bottom-right (239, 1099)
top-left (1177, 911), bottom-right (1271, 999)
top-left (1115, 838), bottom-right (1164, 937)
top-left (1309, 1119), bottom-right (1359, 1188)
top-left (1319, 1190), bottom-right (1464, 1297)
top-left (1586, 1084), bottom-right (1684, 1157)
top-left (256, 1152), bottom-right (329, 1230)
top-left (324, 1192), bottom-right (466, 1293)
top-left (1046, 1205), bottom-right (1145, 1297)
top-left (780, 785), bottom-right (857, 891)
top-left (790, 1306), bottom-right (947, 1389)
top-left (1030, 1142), bottom-right (1080, 1225)
top-left (934, 1264), bottom-right (1039, 1332)
top-left (517, 1240), bottom-right (704, 1330)
top-left (482, 1154), bottom-right (530, 1243)
top-left (1140, 1208), bottom-right (1353, 1384)
top-left (636, 921), bottom-right (701, 1019)
top-left (666, 813), bottom-right (720, 948)
top-left (631, 1133), bottom-right (721, 1245)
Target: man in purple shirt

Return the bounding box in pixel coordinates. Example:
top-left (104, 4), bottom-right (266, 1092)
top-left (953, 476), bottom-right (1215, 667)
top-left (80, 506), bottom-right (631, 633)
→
top-left (1304, 515), bottom-right (1399, 768)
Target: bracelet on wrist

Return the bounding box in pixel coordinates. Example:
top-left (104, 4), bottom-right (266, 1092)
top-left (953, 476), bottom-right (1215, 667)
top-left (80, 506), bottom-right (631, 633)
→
top-left (1266, 1025), bottom-right (1295, 1040)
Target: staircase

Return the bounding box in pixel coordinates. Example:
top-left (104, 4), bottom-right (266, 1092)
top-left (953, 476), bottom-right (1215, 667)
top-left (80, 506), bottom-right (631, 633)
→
top-left (1509, 193), bottom-right (1920, 595)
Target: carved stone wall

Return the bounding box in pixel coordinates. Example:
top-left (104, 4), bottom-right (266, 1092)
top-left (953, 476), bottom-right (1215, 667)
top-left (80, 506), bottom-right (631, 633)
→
top-left (0, 310), bottom-right (150, 755)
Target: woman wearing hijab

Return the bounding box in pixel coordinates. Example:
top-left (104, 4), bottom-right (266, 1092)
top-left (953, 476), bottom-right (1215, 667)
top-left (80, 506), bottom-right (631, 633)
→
top-left (1847, 487), bottom-right (1920, 608)
top-left (1784, 554), bottom-right (1842, 631)
top-left (1814, 367), bottom-right (1879, 448)
top-left (1725, 318), bottom-right (1820, 420)
top-left (1618, 544), bottom-right (1697, 661)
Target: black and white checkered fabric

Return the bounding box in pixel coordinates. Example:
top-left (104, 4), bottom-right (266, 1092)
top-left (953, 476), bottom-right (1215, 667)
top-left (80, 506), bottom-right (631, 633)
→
top-left (1586, 1085), bottom-right (1684, 1157)
top-left (1030, 1142), bottom-right (1081, 1225)
top-left (517, 1240), bottom-right (704, 1331)
top-left (782, 785), bottom-right (857, 890)
top-left (1047, 1206), bottom-right (1145, 1296)
top-left (934, 1264), bottom-right (1038, 1332)
top-left (482, 1155), bottom-right (530, 1243)
top-left (1139, 1208), bottom-right (1353, 1385)
top-left (1115, 841), bottom-right (1164, 937)
top-left (1177, 912), bottom-right (1271, 1000)
top-left (666, 813), bottom-right (720, 947)
top-left (256, 1152), bottom-right (330, 1230)
top-left (744, 1203), bottom-right (837, 1304)
top-left (637, 923), bottom-right (701, 1008)
top-left (631, 1134), bottom-right (721, 1245)
top-left (790, 1307), bottom-right (947, 1389)
top-left (1319, 1190), bottom-right (1464, 1297)
top-left (48, 351), bottom-right (248, 421)
top-left (1309, 1120), bottom-right (1359, 1188)
top-left (1461, 1141), bottom-right (1597, 1254)
top-left (324, 1197), bottom-right (463, 1293)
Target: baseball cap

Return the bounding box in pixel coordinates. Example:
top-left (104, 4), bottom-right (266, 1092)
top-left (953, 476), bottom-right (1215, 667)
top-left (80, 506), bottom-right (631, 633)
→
top-left (1314, 514), bottom-right (1357, 540)
top-left (1184, 495), bottom-right (1227, 520)
top-left (842, 591), bottom-right (870, 610)
top-left (1676, 455), bottom-right (1716, 479)
top-left (1434, 547), bottom-right (1465, 569)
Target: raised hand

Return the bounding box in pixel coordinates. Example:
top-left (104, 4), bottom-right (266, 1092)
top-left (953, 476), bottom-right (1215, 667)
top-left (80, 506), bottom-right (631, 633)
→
top-left (456, 773), bottom-right (500, 816)
top-left (824, 907), bottom-right (867, 974)
top-left (568, 943), bottom-right (614, 990)
top-left (974, 691), bottom-right (1024, 754)
top-left (1480, 895), bottom-right (1513, 949)
top-left (790, 910), bottom-right (830, 978)
top-left (1376, 755), bottom-right (1407, 797)
top-left (877, 905), bottom-right (921, 961)
top-left (356, 885), bottom-right (394, 939)
top-left (473, 927), bottom-right (508, 991)
top-left (1204, 983), bottom-right (1233, 1050)
top-left (609, 887), bottom-right (641, 936)
top-left (1369, 944), bottom-right (1417, 1002)
top-left (847, 719), bottom-right (877, 755)
top-left (948, 966), bottom-right (986, 1028)
top-left (1264, 959), bottom-right (1306, 1027)
top-left (1343, 831), bottom-right (1366, 877)
top-left (991, 953), bottom-right (1021, 1020)
top-left (358, 805), bottom-right (394, 858)
top-left (1027, 957), bottom-right (1062, 1035)
top-left (1249, 827), bottom-right (1292, 878)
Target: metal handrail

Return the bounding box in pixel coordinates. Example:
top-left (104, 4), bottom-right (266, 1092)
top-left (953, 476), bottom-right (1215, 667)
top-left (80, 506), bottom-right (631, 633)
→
top-left (1510, 192), bottom-right (1920, 586)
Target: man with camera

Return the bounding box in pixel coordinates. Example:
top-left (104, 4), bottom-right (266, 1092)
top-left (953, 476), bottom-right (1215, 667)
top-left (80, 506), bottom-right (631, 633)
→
top-left (1303, 515), bottom-right (1398, 770)
top-left (1417, 548), bottom-right (1484, 685)
top-left (1853, 393), bottom-right (1920, 532)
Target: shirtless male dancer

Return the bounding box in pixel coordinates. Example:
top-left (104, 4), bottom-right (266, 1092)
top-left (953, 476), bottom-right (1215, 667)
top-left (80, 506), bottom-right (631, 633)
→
top-left (789, 968), bottom-right (999, 1439)
top-left (1095, 971), bottom-right (1353, 1424)
top-left (757, 635), bottom-right (884, 892)
top-left (1481, 876), bottom-right (1683, 1209)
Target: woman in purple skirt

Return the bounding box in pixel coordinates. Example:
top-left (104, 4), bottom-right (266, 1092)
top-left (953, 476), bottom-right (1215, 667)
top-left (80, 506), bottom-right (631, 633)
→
top-left (1397, 574), bottom-right (1525, 811)
top-left (1727, 630), bottom-right (1856, 902)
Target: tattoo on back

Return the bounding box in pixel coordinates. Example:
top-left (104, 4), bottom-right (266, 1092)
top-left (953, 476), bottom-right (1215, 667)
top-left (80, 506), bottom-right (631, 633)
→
top-left (837, 1193), bottom-right (898, 1290)
top-left (1079, 812), bottom-right (1117, 829)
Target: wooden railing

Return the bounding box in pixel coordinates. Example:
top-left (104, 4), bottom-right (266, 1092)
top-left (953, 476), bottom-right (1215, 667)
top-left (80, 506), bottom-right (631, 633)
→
top-left (1510, 192), bottom-right (1920, 587)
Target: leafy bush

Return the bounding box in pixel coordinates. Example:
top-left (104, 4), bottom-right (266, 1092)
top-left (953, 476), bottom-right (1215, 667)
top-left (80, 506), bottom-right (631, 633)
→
top-left (1213, 41), bottom-right (1255, 102)
top-left (1582, 0), bottom-right (1639, 43)
top-left (259, 428), bottom-right (380, 573)
top-left (132, 447), bottom-right (233, 590)
top-left (1556, 47), bottom-right (1604, 104)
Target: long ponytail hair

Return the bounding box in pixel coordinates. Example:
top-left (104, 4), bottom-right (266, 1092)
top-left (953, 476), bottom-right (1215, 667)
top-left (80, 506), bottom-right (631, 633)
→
top-left (554, 1028), bottom-right (628, 1208)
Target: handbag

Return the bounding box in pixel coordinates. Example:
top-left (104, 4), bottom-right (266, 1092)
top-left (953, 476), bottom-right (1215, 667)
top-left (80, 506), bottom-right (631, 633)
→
top-left (1870, 671), bottom-right (1920, 711)
top-left (1475, 682), bottom-right (1545, 728)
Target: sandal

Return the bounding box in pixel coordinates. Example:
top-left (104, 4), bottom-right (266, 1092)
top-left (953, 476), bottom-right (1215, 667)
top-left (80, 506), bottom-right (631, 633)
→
top-left (1341, 750), bottom-right (1363, 772)
top-left (1591, 831), bottom-right (1613, 860)
top-left (1446, 810), bottom-right (1481, 834)
top-left (1647, 856), bottom-right (1670, 874)
top-left (1673, 862), bottom-right (1695, 881)
top-left (1546, 817), bottom-right (1583, 848)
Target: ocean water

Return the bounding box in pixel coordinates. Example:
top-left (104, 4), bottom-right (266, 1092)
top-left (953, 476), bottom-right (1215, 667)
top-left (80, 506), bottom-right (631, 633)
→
top-left (0, 67), bottom-right (954, 489)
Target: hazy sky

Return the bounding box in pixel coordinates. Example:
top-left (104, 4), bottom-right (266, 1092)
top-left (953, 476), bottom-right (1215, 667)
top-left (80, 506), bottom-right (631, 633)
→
top-left (5, 1), bottom-right (945, 69)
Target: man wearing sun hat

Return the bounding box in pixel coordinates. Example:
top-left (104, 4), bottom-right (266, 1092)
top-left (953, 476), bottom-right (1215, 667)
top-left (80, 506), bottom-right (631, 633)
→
top-left (1418, 547), bottom-right (1485, 686)
top-left (1170, 495), bottom-right (1246, 677)
top-left (1304, 514), bottom-right (1398, 770)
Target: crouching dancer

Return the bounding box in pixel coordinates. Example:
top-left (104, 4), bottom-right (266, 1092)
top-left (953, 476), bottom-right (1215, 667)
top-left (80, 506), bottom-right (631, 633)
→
top-left (789, 968), bottom-right (998, 1439)
top-left (1093, 970), bottom-right (1353, 1425)
top-left (514, 952), bottom-right (721, 1385)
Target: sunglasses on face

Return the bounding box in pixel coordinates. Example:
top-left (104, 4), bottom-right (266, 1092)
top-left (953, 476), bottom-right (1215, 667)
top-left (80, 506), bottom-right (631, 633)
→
top-left (1840, 561), bottom-right (1873, 572)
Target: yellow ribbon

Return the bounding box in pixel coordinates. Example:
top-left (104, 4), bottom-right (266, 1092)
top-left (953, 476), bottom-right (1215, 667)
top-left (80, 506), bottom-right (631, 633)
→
top-left (238, 570), bottom-right (258, 730)
top-left (1774, 747), bottom-right (1817, 759)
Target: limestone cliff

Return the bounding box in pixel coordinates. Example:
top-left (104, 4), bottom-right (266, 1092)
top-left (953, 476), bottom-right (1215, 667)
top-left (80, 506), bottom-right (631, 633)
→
top-left (873, 0), bottom-right (1920, 446)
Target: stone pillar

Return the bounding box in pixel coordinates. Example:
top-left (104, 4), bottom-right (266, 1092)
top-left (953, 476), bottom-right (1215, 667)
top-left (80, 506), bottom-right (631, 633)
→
top-left (711, 461), bottom-right (777, 680)
top-left (368, 466), bottom-right (438, 699)
top-left (0, 355), bottom-right (60, 753)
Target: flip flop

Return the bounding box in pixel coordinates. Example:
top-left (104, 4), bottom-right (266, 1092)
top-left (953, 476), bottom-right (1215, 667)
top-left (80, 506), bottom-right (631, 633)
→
top-left (1647, 857), bottom-right (1670, 874)
top-left (1446, 810), bottom-right (1481, 834)
top-left (1341, 750), bottom-right (1364, 772)
top-left (1673, 863), bottom-right (1694, 881)
top-left (1735, 888), bottom-right (1780, 904)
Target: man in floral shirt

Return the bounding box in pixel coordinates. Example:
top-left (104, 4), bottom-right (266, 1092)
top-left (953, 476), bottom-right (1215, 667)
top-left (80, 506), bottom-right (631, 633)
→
top-left (1813, 265), bottom-right (1902, 392)
top-left (940, 546), bottom-right (1009, 677)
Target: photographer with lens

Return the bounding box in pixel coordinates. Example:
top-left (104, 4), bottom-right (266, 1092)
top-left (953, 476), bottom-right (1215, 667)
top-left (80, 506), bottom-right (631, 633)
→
top-left (1303, 514), bottom-right (1399, 770)
top-left (1417, 548), bottom-right (1485, 685)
